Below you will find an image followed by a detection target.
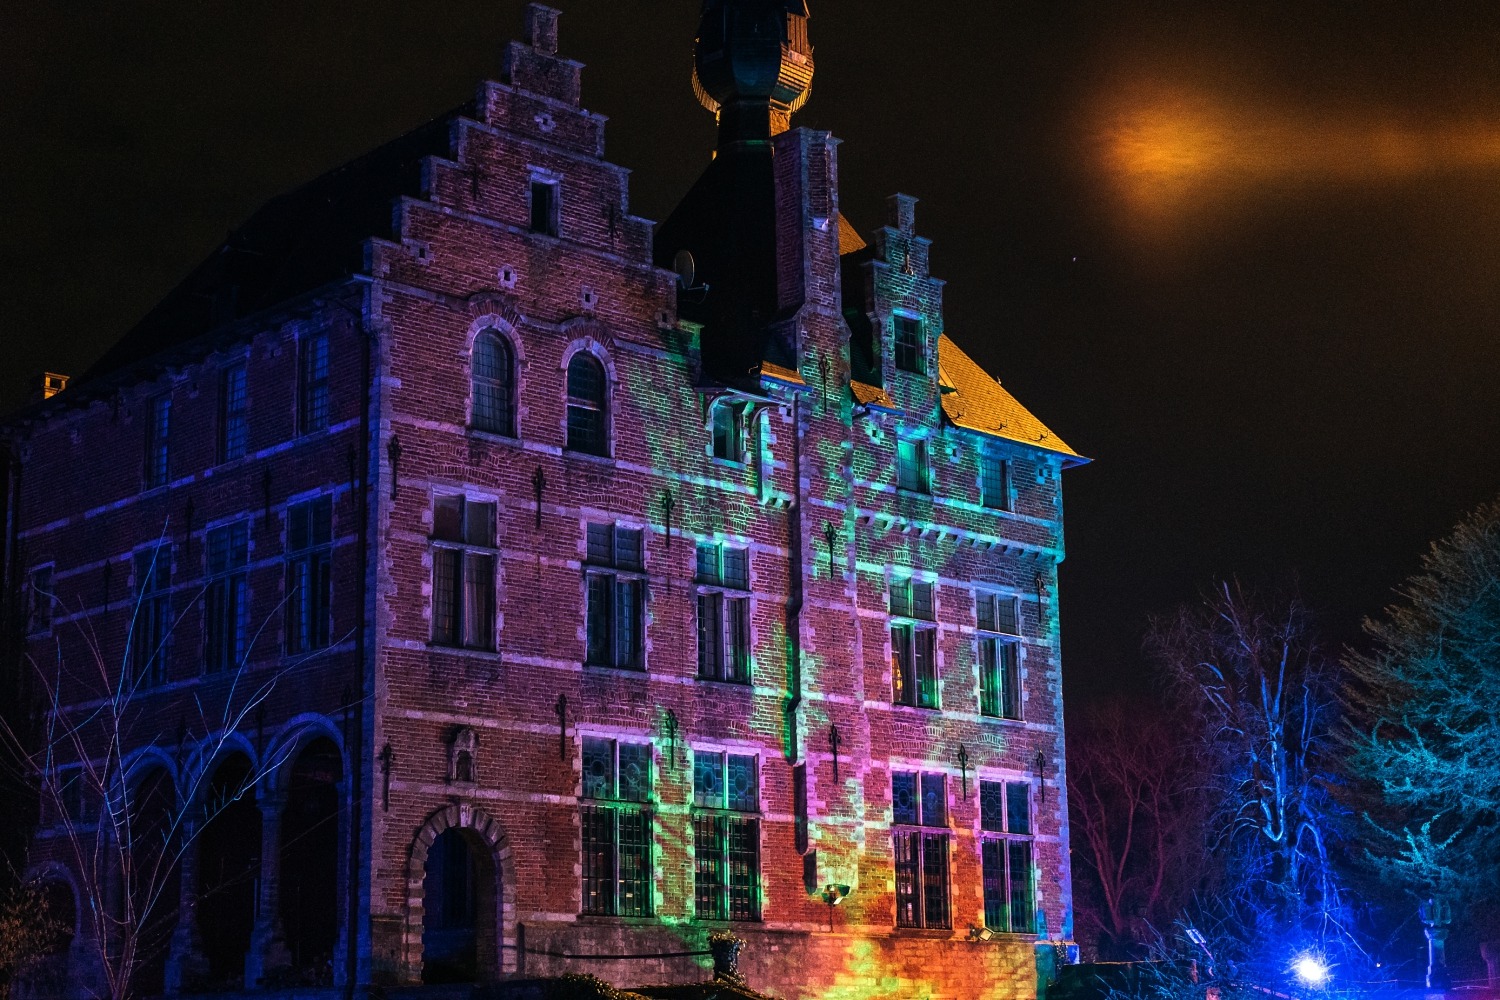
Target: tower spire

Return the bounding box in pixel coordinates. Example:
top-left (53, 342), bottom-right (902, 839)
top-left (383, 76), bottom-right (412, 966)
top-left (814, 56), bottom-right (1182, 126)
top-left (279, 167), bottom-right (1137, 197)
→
top-left (692, 0), bottom-right (814, 149)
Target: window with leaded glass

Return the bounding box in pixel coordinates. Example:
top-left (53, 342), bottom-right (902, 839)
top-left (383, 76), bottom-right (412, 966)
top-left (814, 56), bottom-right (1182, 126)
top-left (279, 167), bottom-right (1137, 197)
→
top-left (219, 363), bottom-right (248, 463)
top-left (286, 496), bottom-right (333, 654)
top-left (896, 436), bottom-right (930, 493)
top-left (711, 401), bottom-right (744, 463)
top-left (134, 545), bottom-right (172, 686)
top-left (205, 520), bottom-right (250, 672)
top-left (471, 331), bottom-right (516, 436)
top-left (894, 315), bottom-right (925, 374)
top-left (299, 333), bottom-right (330, 434)
top-left (693, 750), bottom-right (760, 921)
top-left (585, 523), bottom-right (644, 669)
top-left (977, 592), bottom-right (1022, 720)
top-left (892, 770), bottom-right (950, 929)
top-left (581, 737), bottom-right (653, 917)
top-left (890, 577), bottom-right (937, 709)
top-left (977, 593), bottom-right (1021, 717)
top-left (981, 779), bottom-right (1035, 934)
top-left (145, 394), bottom-right (171, 490)
top-left (566, 354), bottom-right (608, 456)
top-left (431, 496), bottom-right (496, 650)
top-left (696, 541), bottom-right (750, 683)
top-left (980, 452), bottom-right (1011, 511)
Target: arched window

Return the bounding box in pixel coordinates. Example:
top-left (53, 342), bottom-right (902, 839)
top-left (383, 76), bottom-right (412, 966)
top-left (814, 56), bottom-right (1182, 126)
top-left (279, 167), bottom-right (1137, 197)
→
top-left (711, 400), bottom-right (743, 463)
top-left (471, 331), bottom-right (515, 437)
top-left (566, 353), bottom-right (608, 456)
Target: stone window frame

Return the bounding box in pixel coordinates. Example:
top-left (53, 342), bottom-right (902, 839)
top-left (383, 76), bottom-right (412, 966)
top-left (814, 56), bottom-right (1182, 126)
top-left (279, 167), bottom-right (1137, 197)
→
top-left (975, 589), bottom-right (1024, 722)
top-left (202, 516), bottom-right (252, 674)
top-left (144, 391), bottom-right (172, 491)
top-left (468, 323), bottom-right (520, 440)
top-left (528, 167), bottom-right (562, 238)
top-left (977, 774), bottom-right (1038, 935)
top-left (889, 570), bottom-right (940, 710)
top-left (578, 733), bottom-right (655, 918)
top-left (979, 448), bottom-right (1013, 512)
top-left (582, 520), bottom-right (647, 671)
top-left (694, 538), bottom-right (753, 684)
top-left (297, 330), bottom-right (331, 435)
top-left (891, 767), bottom-right (952, 930)
top-left (561, 341), bottom-right (614, 460)
top-left (895, 433), bottom-right (931, 495)
top-left (892, 311), bottom-right (926, 375)
top-left (689, 744), bottom-right (763, 923)
top-left (708, 398), bottom-right (746, 464)
top-left (218, 359), bottom-right (250, 465)
top-left (284, 492), bottom-right (335, 656)
top-left (131, 540), bottom-right (173, 687)
top-left (429, 491), bottom-right (500, 652)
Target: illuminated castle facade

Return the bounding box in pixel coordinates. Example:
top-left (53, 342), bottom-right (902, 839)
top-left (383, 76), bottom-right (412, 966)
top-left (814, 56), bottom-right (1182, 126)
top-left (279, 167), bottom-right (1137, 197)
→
top-left (0, 3), bottom-right (1085, 997)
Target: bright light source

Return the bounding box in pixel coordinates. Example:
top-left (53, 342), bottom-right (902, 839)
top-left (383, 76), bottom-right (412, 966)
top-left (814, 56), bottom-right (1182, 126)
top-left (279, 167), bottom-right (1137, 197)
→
top-left (1294, 955), bottom-right (1329, 986)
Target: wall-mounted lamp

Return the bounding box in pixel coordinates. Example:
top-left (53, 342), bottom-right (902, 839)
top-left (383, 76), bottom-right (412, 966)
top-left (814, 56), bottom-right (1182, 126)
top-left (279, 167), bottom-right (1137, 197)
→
top-left (821, 883), bottom-right (852, 932)
top-left (968, 925), bottom-right (995, 942)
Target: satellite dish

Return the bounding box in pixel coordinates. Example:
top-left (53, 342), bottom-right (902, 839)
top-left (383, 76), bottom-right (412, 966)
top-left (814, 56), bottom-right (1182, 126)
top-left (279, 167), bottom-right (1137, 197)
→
top-left (673, 249), bottom-right (697, 289)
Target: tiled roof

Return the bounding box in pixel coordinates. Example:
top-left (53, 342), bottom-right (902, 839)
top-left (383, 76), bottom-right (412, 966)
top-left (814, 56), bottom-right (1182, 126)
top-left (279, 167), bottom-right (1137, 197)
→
top-left (937, 334), bottom-right (1085, 463)
top-left (850, 380), bottom-right (896, 409)
top-left (837, 213), bottom-right (867, 255)
top-left (757, 361), bottom-right (805, 385)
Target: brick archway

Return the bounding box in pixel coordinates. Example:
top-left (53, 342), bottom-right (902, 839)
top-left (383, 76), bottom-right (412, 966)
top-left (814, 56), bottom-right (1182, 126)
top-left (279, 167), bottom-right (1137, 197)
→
top-left (403, 803), bottom-right (517, 981)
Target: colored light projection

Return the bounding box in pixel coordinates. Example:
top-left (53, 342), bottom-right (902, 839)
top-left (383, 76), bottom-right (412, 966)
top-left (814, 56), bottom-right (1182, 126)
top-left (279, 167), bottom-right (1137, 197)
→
top-left (590, 226), bottom-right (1071, 998)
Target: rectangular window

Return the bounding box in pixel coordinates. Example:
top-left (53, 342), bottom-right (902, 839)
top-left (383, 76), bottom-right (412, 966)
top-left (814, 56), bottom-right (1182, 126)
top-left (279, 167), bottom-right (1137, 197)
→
top-left (580, 737), bottom-right (653, 917)
top-left (205, 520), bottom-right (250, 672)
top-left (981, 453), bottom-right (1011, 511)
top-left (134, 546), bottom-right (172, 686)
top-left (299, 333), bottom-right (330, 434)
top-left (27, 566), bottom-right (54, 637)
top-left (693, 750), bottom-right (761, 921)
top-left (431, 496), bottom-right (496, 650)
top-left (585, 523), bottom-right (645, 669)
top-left (981, 779), bottom-right (1036, 933)
top-left (530, 178), bottom-right (560, 236)
top-left (979, 639), bottom-right (1021, 720)
top-left (890, 577), bottom-right (935, 621)
top-left (696, 541), bottom-right (751, 683)
top-left (219, 363), bottom-right (248, 463)
top-left (890, 577), bottom-right (937, 708)
top-left (977, 592), bottom-right (1022, 720)
top-left (58, 768), bottom-right (93, 825)
top-left (894, 315), bottom-right (925, 374)
top-left (896, 437), bottom-right (929, 493)
top-left (145, 394), bottom-right (171, 489)
top-left (892, 770), bottom-right (950, 929)
top-left (711, 402), bottom-right (744, 463)
top-left (286, 496), bottom-right (333, 654)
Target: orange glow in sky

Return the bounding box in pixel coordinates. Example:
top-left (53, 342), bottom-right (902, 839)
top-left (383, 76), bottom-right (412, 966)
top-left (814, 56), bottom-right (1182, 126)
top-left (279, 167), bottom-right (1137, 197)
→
top-left (1100, 88), bottom-right (1500, 219)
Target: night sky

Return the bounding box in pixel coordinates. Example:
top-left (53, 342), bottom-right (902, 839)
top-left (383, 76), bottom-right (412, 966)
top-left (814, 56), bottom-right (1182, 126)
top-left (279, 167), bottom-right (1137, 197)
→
top-left (5, 1), bottom-right (1500, 704)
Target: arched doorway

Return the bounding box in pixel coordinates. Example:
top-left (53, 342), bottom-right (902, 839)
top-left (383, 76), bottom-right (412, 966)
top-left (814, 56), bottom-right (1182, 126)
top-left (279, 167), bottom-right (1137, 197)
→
top-left (196, 754), bottom-right (261, 987)
top-left (421, 827), bottom-right (495, 984)
top-left (126, 766), bottom-right (179, 998)
top-left (279, 737), bottom-right (342, 982)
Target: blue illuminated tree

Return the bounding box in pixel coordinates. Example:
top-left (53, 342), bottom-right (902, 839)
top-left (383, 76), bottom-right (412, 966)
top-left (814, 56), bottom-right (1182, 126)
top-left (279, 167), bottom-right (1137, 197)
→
top-left (1342, 496), bottom-right (1500, 966)
top-left (1146, 580), bottom-right (1353, 978)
